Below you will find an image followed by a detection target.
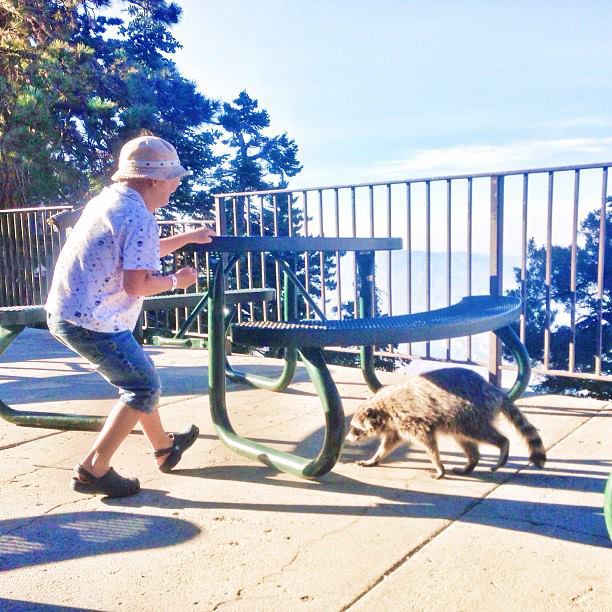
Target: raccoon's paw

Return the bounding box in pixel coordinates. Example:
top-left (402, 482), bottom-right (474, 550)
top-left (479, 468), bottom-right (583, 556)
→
top-left (357, 459), bottom-right (378, 467)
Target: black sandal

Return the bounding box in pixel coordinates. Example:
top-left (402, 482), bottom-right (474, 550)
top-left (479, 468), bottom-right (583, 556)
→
top-left (71, 464), bottom-right (140, 498)
top-left (154, 424), bottom-right (199, 473)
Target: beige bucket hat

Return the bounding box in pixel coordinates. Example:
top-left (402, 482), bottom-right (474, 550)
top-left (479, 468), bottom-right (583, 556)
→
top-left (111, 136), bottom-right (191, 182)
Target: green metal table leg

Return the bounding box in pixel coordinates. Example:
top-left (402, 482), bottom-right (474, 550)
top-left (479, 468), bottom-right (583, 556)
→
top-left (208, 261), bottom-right (345, 478)
top-left (356, 251), bottom-right (383, 392)
top-left (494, 325), bottom-right (532, 401)
top-left (359, 346), bottom-right (382, 392)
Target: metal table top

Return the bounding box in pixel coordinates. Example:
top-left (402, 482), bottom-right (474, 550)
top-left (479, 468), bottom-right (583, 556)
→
top-left (189, 235), bottom-right (403, 254)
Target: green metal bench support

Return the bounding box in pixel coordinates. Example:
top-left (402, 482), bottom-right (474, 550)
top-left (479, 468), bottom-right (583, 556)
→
top-left (0, 399), bottom-right (106, 431)
top-left (207, 262), bottom-right (343, 478)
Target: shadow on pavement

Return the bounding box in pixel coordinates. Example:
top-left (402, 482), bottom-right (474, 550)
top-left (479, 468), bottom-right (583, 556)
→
top-left (0, 511), bottom-right (199, 572)
top-left (103, 463), bottom-right (610, 549)
top-left (0, 598), bottom-right (101, 611)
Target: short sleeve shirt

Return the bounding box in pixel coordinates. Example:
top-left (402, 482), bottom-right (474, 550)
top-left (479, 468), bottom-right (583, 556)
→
top-left (45, 183), bottom-right (160, 332)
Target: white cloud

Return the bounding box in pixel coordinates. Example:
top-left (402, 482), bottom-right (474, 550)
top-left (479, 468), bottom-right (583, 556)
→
top-left (369, 137), bottom-right (612, 180)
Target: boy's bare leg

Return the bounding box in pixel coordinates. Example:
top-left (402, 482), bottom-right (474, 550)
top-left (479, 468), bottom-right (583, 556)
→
top-left (79, 402), bottom-right (142, 478)
top-left (138, 408), bottom-right (174, 467)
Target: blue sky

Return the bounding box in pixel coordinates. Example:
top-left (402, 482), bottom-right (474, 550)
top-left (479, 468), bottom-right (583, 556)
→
top-left (173, 0), bottom-right (612, 189)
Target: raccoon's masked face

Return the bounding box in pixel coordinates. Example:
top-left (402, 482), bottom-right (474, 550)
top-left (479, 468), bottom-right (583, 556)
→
top-left (346, 406), bottom-right (387, 442)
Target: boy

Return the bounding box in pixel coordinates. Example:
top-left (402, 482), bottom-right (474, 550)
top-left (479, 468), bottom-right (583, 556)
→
top-left (46, 136), bottom-right (215, 497)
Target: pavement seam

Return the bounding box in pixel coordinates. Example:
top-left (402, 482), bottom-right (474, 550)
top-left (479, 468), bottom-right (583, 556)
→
top-left (341, 403), bottom-right (610, 610)
top-left (0, 430), bottom-right (64, 452)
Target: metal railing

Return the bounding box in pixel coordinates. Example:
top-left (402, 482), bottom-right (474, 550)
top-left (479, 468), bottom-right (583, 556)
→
top-left (0, 205), bottom-right (71, 306)
top-left (214, 161), bottom-right (611, 384)
top-left (1, 161), bottom-right (609, 385)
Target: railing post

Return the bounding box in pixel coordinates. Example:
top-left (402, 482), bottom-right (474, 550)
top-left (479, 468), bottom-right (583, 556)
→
top-left (214, 195), bottom-right (227, 235)
top-left (489, 175), bottom-right (504, 387)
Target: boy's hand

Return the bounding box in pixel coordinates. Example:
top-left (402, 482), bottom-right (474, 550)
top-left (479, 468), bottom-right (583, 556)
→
top-left (175, 267), bottom-right (198, 289)
top-left (188, 227), bottom-right (216, 244)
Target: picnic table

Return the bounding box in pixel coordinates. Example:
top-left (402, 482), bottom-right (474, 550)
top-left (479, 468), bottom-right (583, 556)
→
top-left (191, 236), bottom-right (530, 479)
top-left (0, 235), bottom-right (531, 482)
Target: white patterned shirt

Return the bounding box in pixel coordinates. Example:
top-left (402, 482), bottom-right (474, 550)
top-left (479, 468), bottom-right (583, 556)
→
top-left (46, 183), bottom-right (160, 332)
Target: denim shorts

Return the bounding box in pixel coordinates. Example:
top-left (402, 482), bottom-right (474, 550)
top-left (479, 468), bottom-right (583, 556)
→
top-left (47, 314), bottom-right (161, 414)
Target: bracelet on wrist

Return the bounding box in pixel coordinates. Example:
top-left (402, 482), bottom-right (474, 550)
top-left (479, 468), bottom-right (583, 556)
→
top-left (169, 273), bottom-right (178, 291)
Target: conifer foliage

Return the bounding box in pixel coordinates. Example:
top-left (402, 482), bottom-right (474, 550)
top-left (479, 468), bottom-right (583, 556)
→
top-left (0, 1), bottom-right (301, 216)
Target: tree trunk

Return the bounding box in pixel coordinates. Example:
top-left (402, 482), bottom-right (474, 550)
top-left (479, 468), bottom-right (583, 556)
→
top-left (0, 160), bottom-right (27, 210)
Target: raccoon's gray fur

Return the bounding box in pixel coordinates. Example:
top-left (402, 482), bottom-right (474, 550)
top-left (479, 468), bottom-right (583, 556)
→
top-left (345, 367), bottom-right (546, 478)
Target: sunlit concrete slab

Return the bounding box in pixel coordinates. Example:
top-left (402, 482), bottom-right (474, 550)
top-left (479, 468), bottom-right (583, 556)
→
top-left (1, 328), bottom-right (609, 610)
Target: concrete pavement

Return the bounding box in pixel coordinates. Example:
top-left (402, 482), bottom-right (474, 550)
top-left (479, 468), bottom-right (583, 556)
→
top-left (0, 328), bottom-right (610, 611)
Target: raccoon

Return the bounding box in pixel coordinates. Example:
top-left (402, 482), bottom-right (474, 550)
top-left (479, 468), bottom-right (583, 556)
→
top-left (345, 367), bottom-right (546, 478)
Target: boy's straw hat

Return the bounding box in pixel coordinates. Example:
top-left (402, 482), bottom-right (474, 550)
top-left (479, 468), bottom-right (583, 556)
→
top-left (111, 136), bottom-right (191, 182)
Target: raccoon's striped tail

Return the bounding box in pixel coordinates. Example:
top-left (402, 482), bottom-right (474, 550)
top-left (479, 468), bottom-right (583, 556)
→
top-left (501, 398), bottom-right (546, 467)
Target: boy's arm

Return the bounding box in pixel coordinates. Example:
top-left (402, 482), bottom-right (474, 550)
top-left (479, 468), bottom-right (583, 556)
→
top-left (159, 227), bottom-right (216, 257)
top-left (123, 268), bottom-right (197, 296)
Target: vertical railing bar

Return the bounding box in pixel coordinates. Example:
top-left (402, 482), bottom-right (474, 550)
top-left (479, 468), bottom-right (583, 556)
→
top-left (259, 195), bottom-right (268, 322)
top-left (15, 212), bottom-right (25, 304)
top-left (245, 195), bottom-right (254, 320)
top-left (446, 179), bottom-right (452, 361)
top-left (175, 223), bottom-right (183, 333)
top-left (466, 177), bottom-right (473, 361)
top-left (406, 182), bottom-right (412, 355)
top-left (288, 191), bottom-right (294, 236)
top-left (369, 185), bottom-right (375, 238)
top-left (595, 167), bottom-right (608, 376)
top-left (0, 214), bottom-right (8, 304)
top-left (520, 174), bottom-right (529, 344)
top-left (25, 213), bottom-right (36, 304)
top-left (11, 212), bottom-right (24, 304)
top-left (334, 188), bottom-right (342, 319)
top-left (318, 189), bottom-right (326, 316)
top-left (193, 245), bottom-right (202, 334)
top-left (41, 209), bottom-right (53, 298)
top-left (569, 169), bottom-right (580, 372)
top-left (386, 184), bottom-right (393, 350)
top-left (351, 187), bottom-right (358, 318)
top-left (543, 171), bottom-right (554, 371)
top-left (11, 212), bottom-right (20, 304)
top-left (425, 180), bottom-right (431, 359)
top-left (273, 194), bottom-right (282, 320)
top-left (489, 175), bottom-right (504, 386)
top-left (235, 196), bottom-right (244, 322)
top-left (32, 212), bottom-right (43, 304)
top-left (386, 184), bottom-right (393, 317)
top-left (304, 191), bottom-right (311, 319)
top-left (2, 212), bottom-right (11, 304)
top-left (214, 195), bottom-right (230, 331)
